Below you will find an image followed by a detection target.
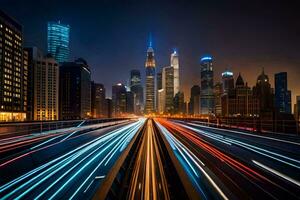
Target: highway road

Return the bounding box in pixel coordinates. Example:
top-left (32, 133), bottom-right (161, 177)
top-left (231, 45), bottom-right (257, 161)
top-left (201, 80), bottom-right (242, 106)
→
top-left (1, 117), bottom-right (299, 200)
top-left (127, 119), bottom-right (170, 200)
top-left (0, 118), bottom-right (146, 199)
top-left (155, 118), bottom-right (300, 200)
top-left (0, 119), bottom-right (131, 159)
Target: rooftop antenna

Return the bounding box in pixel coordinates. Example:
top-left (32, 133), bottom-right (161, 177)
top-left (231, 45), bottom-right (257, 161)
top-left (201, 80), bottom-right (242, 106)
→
top-left (148, 32), bottom-right (152, 48)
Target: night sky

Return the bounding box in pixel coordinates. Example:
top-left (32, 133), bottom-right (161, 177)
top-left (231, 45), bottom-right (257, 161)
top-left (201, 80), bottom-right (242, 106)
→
top-left (1, 0), bottom-right (300, 105)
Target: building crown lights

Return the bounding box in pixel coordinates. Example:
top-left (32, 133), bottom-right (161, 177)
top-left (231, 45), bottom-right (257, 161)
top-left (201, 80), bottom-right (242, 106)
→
top-left (222, 71), bottom-right (233, 77)
top-left (201, 56), bottom-right (212, 62)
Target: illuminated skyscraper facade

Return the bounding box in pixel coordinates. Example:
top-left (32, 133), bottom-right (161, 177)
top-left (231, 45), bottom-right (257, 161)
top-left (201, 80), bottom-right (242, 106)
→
top-left (130, 69), bottom-right (143, 114)
top-left (34, 52), bottom-right (59, 121)
top-left (145, 39), bottom-right (156, 113)
top-left (112, 83), bottom-right (127, 117)
top-left (156, 72), bottom-right (162, 112)
top-left (171, 50), bottom-right (179, 95)
top-left (91, 82), bottom-right (106, 118)
top-left (163, 66), bottom-right (174, 113)
top-left (200, 56), bottom-right (214, 114)
top-left (26, 47), bottom-right (59, 121)
top-left (222, 69), bottom-right (234, 94)
top-left (47, 21), bottom-right (70, 63)
top-left (214, 82), bottom-right (223, 116)
top-left (275, 72), bottom-right (291, 114)
top-left (0, 10), bottom-right (27, 121)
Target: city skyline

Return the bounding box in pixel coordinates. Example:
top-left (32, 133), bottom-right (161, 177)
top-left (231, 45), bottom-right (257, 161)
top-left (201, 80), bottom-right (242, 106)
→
top-left (1, 0), bottom-right (299, 105)
top-left (1, 2), bottom-right (300, 199)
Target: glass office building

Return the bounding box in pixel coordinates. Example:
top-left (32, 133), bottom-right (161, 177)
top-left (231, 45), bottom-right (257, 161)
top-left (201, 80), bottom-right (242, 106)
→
top-left (200, 56), bottom-right (214, 114)
top-left (275, 72), bottom-right (291, 114)
top-left (47, 21), bottom-right (70, 63)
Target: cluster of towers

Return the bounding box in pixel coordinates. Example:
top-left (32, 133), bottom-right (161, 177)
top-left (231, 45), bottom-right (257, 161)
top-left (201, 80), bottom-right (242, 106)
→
top-left (144, 38), bottom-right (183, 115)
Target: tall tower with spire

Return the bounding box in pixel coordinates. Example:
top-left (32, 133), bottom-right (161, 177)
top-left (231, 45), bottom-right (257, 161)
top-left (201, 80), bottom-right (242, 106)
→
top-left (145, 34), bottom-right (156, 113)
top-left (171, 49), bottom-right (180, 95)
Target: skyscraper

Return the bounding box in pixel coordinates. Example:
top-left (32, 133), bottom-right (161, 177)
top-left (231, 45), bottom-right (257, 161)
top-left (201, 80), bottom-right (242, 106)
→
top-left (130, 69), bottom-right (141, 87)
top-left (23, 48), bottom-right (33, 121)
top-left (126, 91), bottom-right (135, 114)
top-left (221, 73), bottom-right (260, 117)
top-left (253, 68), bottom-right (274, 113)
top-left (156, 72), bottom-right (163, 112)
top-left (200, 56), bottom-right (214, 114)
top-left (173, 92), bottom-right (185, 114)
top-left (0, 10), bottom-right (27, 121)
top-left (189, 85), bottom-right (200, 115)
top-left (222, 69), bottom-right (234, 94)
top-left (59, 58), bottom-right (91, 120)
top-left (156, 72), bottom-right (162, 90)
top-left (214, 82), bottom-right (223, 116)
top-left (275, 72), bottom-right (291, 114)
top-left (91, 82), bottom-right (106, 118)
top-left (104, 98), bottom-right (112, 118)
top-left (171, 49), bottom-right (179, 95)
top-left (157, 89), bottom-right (165, 114)
top-left (130, 69), bottom-right (143, 114)
top-left (294, 96), bottom-right (300, 122)
top-left (26, 47), bottom-right (59, 121)
top-left (112, 83), bottom-right (127, 117)
top-left (47, 21), bottom-right (70, 63)
top-left (145, 37), bottom-right (156, 113)
top-left (163, 66), bottom-right (174, 113)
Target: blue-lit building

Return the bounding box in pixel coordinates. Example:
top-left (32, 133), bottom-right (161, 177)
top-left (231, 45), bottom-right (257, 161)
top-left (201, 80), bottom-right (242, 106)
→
top-left (222, 69), bottom-right (234, 94)
top-left (47, 21), bottom-right (70, 63)
top-left (275, 72), bottom-right (291, 114)
top-left (200, 56), bottom-right (214, 114)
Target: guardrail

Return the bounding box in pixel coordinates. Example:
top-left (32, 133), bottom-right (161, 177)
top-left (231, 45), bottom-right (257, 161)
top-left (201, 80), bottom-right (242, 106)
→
top-left (0, 118), bottom-right (134, 138)
top-left (165, 117), bottom-right (300, 135)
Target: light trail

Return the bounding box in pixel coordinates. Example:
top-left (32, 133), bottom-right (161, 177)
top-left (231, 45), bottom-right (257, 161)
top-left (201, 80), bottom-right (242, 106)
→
top-left (160, 119), bottom-right (268, 182)
top-left (0, 119), bottom-right (145, 200)
top-left (253, 160), bottom-right (300, 187)
top-left (0, 120), bottom-right (131, 167)
top-left (180, 122), bottom-right (300, 170)
top-left (67, 120), bottom-right (145, 200)
top-left (155, 119), bottom-right (228, 200)
top-left (187, 121), bottom-right (300, 146)
top-left (0, 120), bottom-right (129, 154)
top-left (128, 119), bottom-right (170, 200)
top-left (158, 119), bottom-right (300, 199)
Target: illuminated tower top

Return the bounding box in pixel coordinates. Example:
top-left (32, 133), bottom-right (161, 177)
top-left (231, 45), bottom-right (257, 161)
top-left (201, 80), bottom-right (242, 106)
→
top-left (171, 49), bottom-right (179, 69)
top-left (145, 34), bottom-right (155, 68)
top-left (171, 48), bottom-right (180, 95)
top-left (47, 21), bottom-right (70, 63)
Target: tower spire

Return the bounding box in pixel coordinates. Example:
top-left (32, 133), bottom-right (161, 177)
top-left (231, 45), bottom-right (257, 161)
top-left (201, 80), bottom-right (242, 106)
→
top-left (148, 33), bottom-right (152, 48)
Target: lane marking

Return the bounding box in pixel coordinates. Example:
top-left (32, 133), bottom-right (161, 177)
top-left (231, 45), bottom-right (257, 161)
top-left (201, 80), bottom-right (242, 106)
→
top-left (95, 175), bottom-right (105, 180)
